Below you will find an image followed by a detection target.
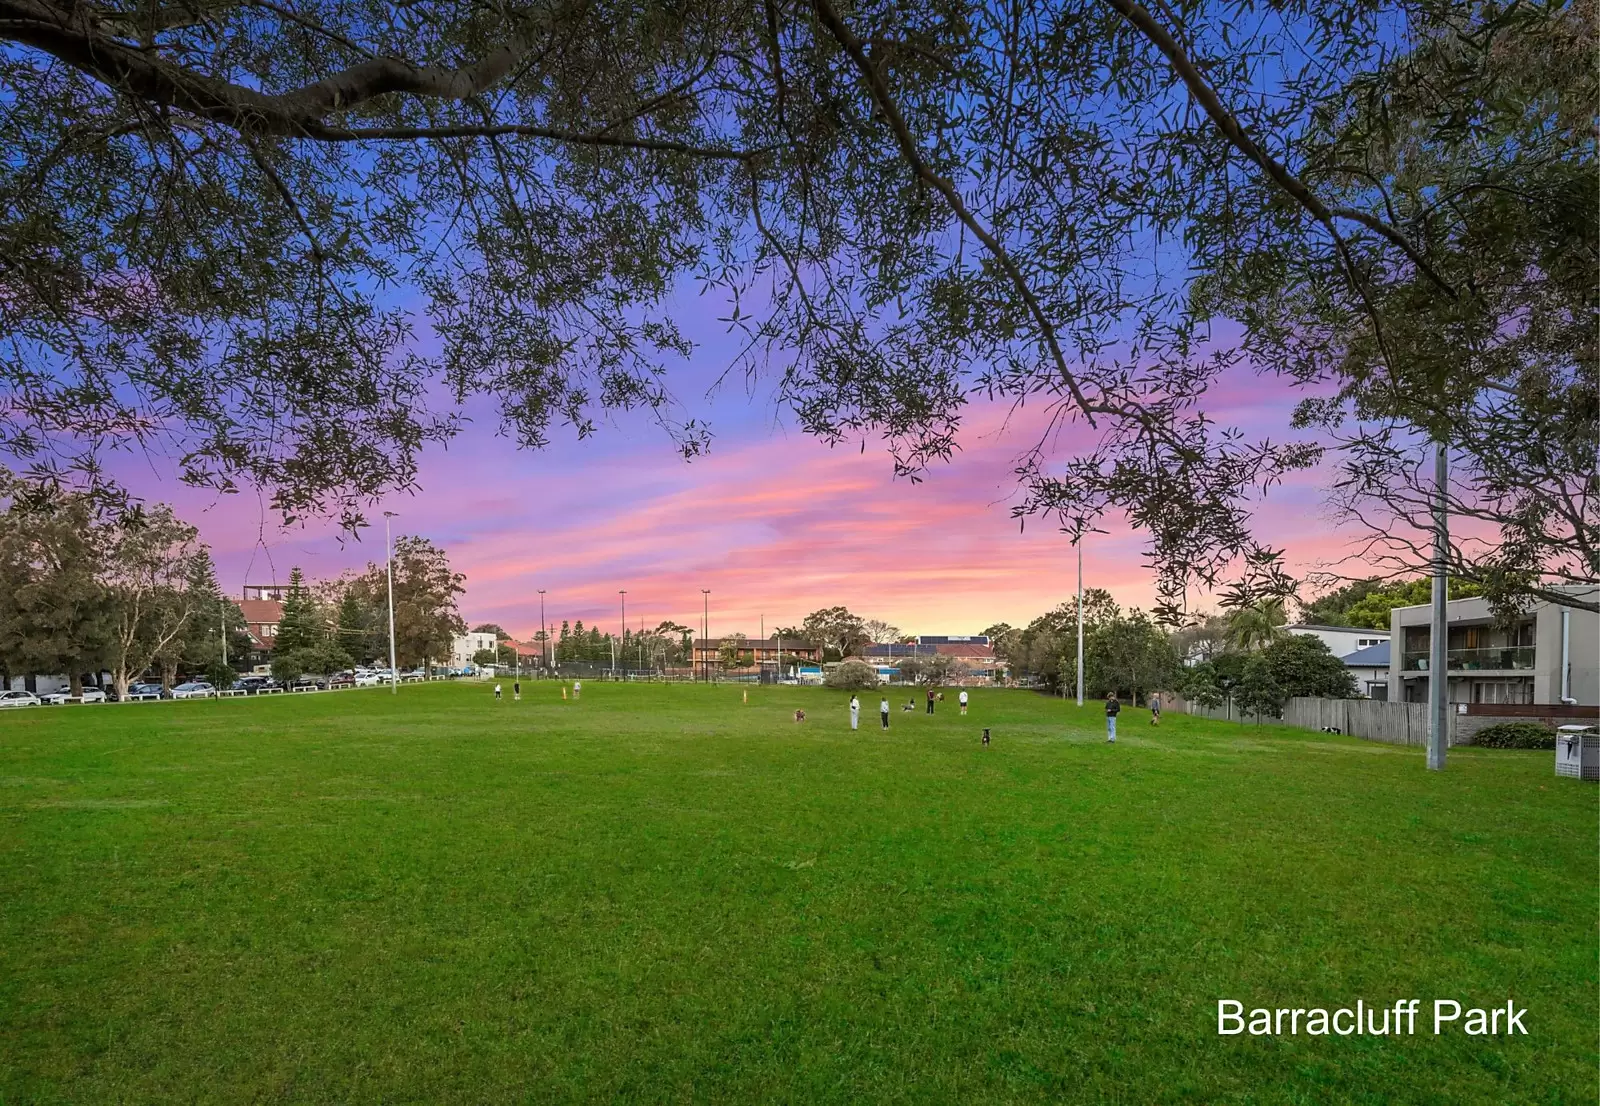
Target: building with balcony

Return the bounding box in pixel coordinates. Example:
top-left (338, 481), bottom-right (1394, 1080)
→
top-left (1388, 585), bottom-right (1598, 706)
top-left (690, 638), bottom-right (823, 669)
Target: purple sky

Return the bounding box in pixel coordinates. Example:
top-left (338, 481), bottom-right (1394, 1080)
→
top-left (140, 339), bottom-right (1353, 641)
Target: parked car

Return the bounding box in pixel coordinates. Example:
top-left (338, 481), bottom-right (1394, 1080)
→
top-left (354, 670), bottom-right (392, 687)
top-left (291, 675), bottom-right (327, 691)
top-left (41, 688), bottom-right (107, 705)
top-left (328, 673), bottom-right (355, 689)
top-left (171, 681), bottom-right (215, 700)
top-left (125, 682), bottom-right (167, 700)
top-left (0, 690), bottom-right (41, 708)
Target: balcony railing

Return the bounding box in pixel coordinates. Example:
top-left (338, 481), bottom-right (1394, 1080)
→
top-left (1401, 647), bottom-right (1536, 672)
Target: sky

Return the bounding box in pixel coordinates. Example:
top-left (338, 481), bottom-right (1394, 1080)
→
top-left (135, 320), bottom-right (1359, 643)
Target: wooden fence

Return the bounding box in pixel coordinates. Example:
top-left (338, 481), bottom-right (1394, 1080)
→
top-left (1167, 695), bottom-right (1463, 746)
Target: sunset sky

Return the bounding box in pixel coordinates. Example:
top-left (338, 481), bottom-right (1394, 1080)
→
top-left (126, 293), bottom-right (1363, 642)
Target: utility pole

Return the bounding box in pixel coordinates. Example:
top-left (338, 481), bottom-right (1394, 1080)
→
top-left (220, 598), bottom-right (228, 671)
top-left (617, 590), bottom-right (626, 678)
top-left (1428, 444), bottom-right (1450, 770)
top-left (538, 589), bottom-right (547, 675)
top-left (384, 511), bottom-right (399, 694)
top-left (702, 589), bottom-right (711, 683)
top-left (1076, 539), bottom-right (1085, 707)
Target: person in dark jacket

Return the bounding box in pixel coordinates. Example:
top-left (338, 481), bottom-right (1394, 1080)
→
top-left (926, 687), bottom-right (936, 714)
top-left (1106, 695), bottom-right (1121, 743)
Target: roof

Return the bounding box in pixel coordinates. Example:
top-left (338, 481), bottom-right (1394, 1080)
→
top-left (693, 638), bottom-right (820, 650)
top-left (239, 599), bottom-right (284, 623)
top-left (862, 643), bottom-right (938, 658)
top-left (1339, 642), bottom-right (1391, 666)
top-left (932, 642), bottom-right (995, 659)
top-left (1287, 624), bottom-right (1389, 636)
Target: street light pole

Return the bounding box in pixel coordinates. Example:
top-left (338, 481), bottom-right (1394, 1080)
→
top-left (538, 589), bottom-right (547, 675)
top-left (384, 511), bottom-right (399, 695)
top-left (617, 590), bottom-right (626, 678)
top-left (1428, 443), bottom-right (1450, 771)
top-left (1076, 539), bottom-right (1085, 707)
top-left (702, 589), bottom-right (710, 683)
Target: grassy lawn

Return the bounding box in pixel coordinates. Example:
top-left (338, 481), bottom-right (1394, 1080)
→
top-left (0, 682), bottom-right (1593, 1103)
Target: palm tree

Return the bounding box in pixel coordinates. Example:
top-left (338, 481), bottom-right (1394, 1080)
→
top-left (1225, 598), bottom-right (1288, 653)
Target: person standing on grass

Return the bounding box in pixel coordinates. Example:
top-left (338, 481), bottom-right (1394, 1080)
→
top-left (959, 689), bottom-right (969, 716)
top-left (1105, 694), bottom-right (1120, 742)
top-left (849, 694), bottom-right (860, 731)
top-left (1149, 692), bottom-right (1160, 726)
top-left (573, 679), bottom-right (581, 700)
top-left (880, 697), bottom-right (890, 729)
top-left (926, 687), bottom-right (936, 714)
top-left (513, 680), bottom-right (521, 702)
top-left (494, 683), bottom-right (502, 701)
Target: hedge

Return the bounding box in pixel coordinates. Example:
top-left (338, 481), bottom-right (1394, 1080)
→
top-left (1473, 721), bottom-right (1558, 750)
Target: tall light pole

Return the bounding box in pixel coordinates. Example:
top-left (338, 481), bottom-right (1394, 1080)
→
top-left (538, 589), bottom-right (547, 674)
top-left (1428, 443), bottom-right (1450, 771)
top-left (384, 510), bottom-right (399, 695)
top-left (617, 590), bottom-right (626, 677)
top-left (701, 589), bottom-right (711, 683)
top-left (1076, 539), bottom-right (1085, 707)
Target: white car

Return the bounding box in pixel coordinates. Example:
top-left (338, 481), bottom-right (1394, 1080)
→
top-left (170, 681), bottom-right (215, 700)
top-left (354, 671), bottom-right (392, 686)
top-left (41, 688), bottom-right (107, 705)
top-left (0, 690), bottom-right (42, 708)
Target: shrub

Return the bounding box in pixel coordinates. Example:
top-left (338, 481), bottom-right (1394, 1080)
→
top-left (1472, 721), bottom-right (1558, 750)
top-left (824, 659), bottom-right (880, 690)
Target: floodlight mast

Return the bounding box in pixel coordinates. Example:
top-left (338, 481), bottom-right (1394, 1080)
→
top-left (1076, 540), bottom-right (1085, 708)
top-left (384, 511), bottom-right (399, 695)
top-left (1428, 444), bottom-right (1449, 771)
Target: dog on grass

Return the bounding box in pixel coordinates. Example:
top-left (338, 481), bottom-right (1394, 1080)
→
top-left (793, 709), bottom-right (806, 722)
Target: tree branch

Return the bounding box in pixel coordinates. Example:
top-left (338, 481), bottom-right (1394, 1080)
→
top-left (807, 0), bottom-right (1098, 427)
top-left (1101, 0), bottom-right (1459, 301)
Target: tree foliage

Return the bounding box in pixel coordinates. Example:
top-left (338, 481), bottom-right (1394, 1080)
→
top-left (799, 607), bottom-right (868, 661)
top-left (3, 0), bottom-right (1586, 611)
top-left (0, 487), bottom-right (117, 693)
top-left (823, 659), bottom-right (879, 690)
top-left (1302, 576), bottom-right (1484, 630)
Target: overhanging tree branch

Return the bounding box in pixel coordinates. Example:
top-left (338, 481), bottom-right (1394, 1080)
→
top-left (808, 0), bottom-right (1099, 427)
top-left (1101, 0), bottom-right (1460, 301)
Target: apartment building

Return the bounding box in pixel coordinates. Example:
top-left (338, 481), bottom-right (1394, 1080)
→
top-left (1388, 585), bottom-right (1598, 706)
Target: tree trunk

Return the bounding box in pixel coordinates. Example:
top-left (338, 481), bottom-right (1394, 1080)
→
top-left (69, 672), bottom-right (83, 696)
top-left (162, 658), bottom-right (178, 689)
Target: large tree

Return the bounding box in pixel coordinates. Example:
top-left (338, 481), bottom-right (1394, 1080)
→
top-left (0, 0), bottom-right (1589, 610)
top-left (347, 537), bottom-right (465, 670)
top-left (101, 505), bottom-right (209, 694)
top-left (0, 487), bottom-right (117, 693)
top-left (799, 607), bottom-right (868, 660)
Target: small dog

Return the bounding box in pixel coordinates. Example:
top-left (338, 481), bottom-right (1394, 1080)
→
top-left (982, 728), bottom-right (991, 747)
top-left (1319, 725), bottom-right (1342, 734)
top-left (902, 702), bottom-right (915, 712)
top-left (793, 709), bottom-right (806, 722)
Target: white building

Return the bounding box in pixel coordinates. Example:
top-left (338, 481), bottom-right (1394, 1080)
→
top-left (451, 631), bottom-right (500, 668)
top-left (1338, 642), bottom-right (1391, 700)
top-left (1285, 624), bottom-right (1389, 658)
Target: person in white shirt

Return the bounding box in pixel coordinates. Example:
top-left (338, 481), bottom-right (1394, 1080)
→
top-left (959, 689), bottom-right (969, 715)
top-left (879, 697), bottom-right (890, 729)
top-left (849, 695), bottom-right (860, 731)
top-left (493, 683), bottom-right (502, 701)
top-left (572, 680), bottom-right (581, 700)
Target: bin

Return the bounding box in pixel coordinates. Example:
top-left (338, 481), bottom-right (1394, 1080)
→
top-left (1555, 724), bottom-right (1599, 781)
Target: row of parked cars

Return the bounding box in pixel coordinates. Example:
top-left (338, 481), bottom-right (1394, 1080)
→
top-left (0, 667), bottom-right (418, 707)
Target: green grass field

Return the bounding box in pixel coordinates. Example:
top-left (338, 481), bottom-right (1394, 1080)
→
top-left (0, 682), bottom-right (1593, 1103)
